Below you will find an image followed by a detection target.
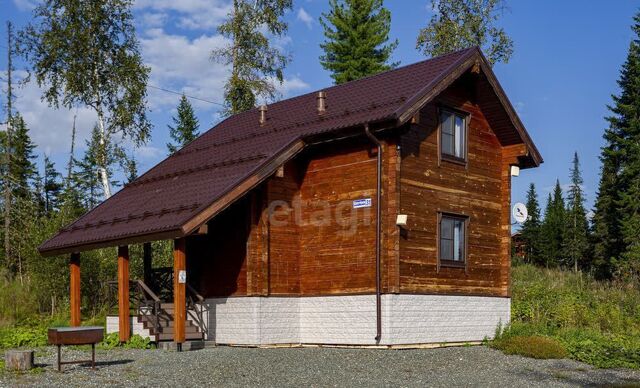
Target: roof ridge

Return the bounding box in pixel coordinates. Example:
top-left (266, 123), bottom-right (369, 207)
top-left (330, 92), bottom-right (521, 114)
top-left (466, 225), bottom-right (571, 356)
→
top-left (175, 47), bottom-right (477, 155)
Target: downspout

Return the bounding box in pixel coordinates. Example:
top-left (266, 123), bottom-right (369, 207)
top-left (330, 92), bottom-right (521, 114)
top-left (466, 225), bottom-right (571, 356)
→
top-left (364, 123), bottom-right (382, 343)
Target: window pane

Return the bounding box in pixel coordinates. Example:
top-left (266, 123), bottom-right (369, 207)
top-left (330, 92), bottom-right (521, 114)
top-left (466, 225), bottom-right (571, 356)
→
top-left (442, 133), bottom-right (454, 156)
top-left (440, 239), bottom-right (453, 260)
top-left (454, 116), bottom-right (465, 158)
top-left (453, 220), bottom-right (464, 261)
top-left (441, 112), bottom-right (453, 135)
top-left (441, 218), bottom-right (453, 239)
top-left (440, 216), bottom-right (466, 263)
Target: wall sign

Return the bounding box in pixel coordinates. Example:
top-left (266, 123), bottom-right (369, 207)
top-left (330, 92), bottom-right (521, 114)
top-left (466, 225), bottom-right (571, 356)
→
top-left (353, 198), bottom-right (372, 209)
top-left (178, 270), bottom-right (187, 284)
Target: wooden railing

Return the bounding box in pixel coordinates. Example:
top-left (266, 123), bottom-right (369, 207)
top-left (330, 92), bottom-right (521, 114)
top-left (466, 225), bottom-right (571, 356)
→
top-left (107, 268), bottom-right (207, 340)
top-left (107, 279), bottom-right (163, 336)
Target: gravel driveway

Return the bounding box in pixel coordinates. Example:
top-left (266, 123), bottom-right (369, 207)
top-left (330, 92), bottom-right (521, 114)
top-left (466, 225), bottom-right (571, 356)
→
top-left (2, 345), bottom-right (639, 387)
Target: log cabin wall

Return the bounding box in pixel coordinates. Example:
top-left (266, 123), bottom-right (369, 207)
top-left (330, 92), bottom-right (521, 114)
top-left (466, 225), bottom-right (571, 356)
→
top-left (398, 74), bottom-right (510, 297)
top-left (187, 137), bottom-right (398, 298)
top-left (297, 142), bottom-right (376, 295)
top-left (265, 139), bottom-right (399, 296)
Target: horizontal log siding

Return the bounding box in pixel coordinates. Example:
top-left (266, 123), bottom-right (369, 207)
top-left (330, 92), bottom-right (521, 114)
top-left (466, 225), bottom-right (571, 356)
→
top-left (399, 78), bottom-right (509, 297)
top-left (297, 143), bottom-right (378, 295)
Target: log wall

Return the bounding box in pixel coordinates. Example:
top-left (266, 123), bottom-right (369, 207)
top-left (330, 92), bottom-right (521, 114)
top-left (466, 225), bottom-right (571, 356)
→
top-left (398, 76), bottom-right (509, 297)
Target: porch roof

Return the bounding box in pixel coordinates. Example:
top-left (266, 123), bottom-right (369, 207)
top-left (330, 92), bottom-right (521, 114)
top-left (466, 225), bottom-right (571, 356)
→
top-left (38, 47), bottom-right (542, 256)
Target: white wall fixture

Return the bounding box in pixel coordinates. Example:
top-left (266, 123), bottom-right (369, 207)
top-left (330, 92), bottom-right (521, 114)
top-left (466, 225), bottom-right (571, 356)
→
top-left (396, 214), bottom-right (408, 227)
top-left (510, 165), bottom-right (520, 177)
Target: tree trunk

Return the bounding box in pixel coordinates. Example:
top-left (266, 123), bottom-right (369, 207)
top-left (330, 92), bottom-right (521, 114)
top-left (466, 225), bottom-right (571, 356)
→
top-left (4, 22), bottom-right (14, 271)
top-left (5, 350), bottom-right (34, 371)
top-left (96, 109), bottom-right (112, 199)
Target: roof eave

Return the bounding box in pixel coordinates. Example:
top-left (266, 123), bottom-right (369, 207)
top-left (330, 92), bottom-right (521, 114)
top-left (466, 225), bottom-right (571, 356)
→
top-left (38, 227), bottom-right (184, 257)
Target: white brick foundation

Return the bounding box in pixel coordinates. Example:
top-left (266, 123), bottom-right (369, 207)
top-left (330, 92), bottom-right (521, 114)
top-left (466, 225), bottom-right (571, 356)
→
top-left (203, 294), bottom-right (509, 346)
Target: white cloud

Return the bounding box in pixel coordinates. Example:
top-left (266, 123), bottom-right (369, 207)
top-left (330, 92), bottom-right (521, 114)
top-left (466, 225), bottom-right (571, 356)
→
top-left (277, 75), bottom-right (310, 96)
top-left (3, 71), bottom-right (97, 156)
top-left (140, 28), bottom-right (230, 112)
top-left (139, 12), bottom-right (168, 28)
top-left (134, 0), bottom-right (231, 30)
top-left (297, 8), bottom-right (313, 29)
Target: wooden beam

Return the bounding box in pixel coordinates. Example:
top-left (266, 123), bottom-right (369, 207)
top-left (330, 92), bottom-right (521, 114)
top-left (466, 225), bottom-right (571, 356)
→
top-left (118, 246), bottom-right (130, 342)
top-left (143, 242), bottom-right (152, 286)
top-left (173, 238), bottom-right (186, 346)
top-left (69, 253), bottom-right (81, 327)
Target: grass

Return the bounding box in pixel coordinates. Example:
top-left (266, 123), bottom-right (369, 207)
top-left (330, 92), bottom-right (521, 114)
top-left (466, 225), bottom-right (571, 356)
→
top-left (491, 264), bottom-right (640, 369)
top-left (494, 335), bottom-right (567, 359)
top-left (0, 314), bottom-right (150, 351)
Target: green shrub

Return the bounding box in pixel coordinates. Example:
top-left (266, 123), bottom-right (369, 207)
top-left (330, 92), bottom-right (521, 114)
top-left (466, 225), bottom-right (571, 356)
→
top-left (100, 332), bottom-right (151, 350)
top-left (494, 265), bottom-right (640, 369)
top-left (557, 329), bottom-right (640, 369)
top-left (0, 326), bottom-right (47, 349)
top-left (494, 335), bottom-right (568, 359)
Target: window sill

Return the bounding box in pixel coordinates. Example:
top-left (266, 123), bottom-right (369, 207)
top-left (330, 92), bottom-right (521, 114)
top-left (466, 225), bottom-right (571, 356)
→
top-left (439, 260), bottom-right (466, 269)
top-left (440, 154), bottom-right (467, 166)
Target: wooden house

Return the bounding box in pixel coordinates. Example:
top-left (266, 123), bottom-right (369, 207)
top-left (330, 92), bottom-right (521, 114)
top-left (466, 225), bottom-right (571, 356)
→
top-left (39, 47), bottom-right (542, 347)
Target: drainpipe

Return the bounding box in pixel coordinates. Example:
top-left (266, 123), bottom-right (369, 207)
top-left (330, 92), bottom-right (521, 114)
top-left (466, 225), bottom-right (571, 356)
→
top-left (364, 123), bottom-right (382, 343)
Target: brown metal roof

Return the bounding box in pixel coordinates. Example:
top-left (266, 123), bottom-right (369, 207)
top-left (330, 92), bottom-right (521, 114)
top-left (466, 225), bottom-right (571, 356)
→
top-left (39, 47), bottom-right (541, 256)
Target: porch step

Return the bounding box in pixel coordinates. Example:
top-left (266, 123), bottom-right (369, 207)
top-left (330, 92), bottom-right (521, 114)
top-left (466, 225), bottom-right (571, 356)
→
top-left (156, 332), bottom-right (204, 341)
top-left (149, 324), bottom-right (201, 335)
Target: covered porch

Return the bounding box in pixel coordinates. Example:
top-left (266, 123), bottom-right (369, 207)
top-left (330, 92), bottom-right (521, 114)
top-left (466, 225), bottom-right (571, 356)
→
top-left (69, 239), bottom-right (206, 349)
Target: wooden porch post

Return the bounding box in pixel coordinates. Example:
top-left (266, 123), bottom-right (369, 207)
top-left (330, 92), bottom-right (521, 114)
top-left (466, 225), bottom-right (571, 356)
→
top-left (118, 246), bottom-right (130, 342)
top-left (143, 242), bottom-right (152, 286)
top-left (173, 238), bottom-right (186, 348)
top-left (69, 253), bottom-right (81, 327)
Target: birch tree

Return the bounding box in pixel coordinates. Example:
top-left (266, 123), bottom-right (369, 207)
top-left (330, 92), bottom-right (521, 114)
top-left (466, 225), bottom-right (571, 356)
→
top-left (212, 0), bottom-right (293, 115)
top-left (19, 0), bottom-right (151, 198)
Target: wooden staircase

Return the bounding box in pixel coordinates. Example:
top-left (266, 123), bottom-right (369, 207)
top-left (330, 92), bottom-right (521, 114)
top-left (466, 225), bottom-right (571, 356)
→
top-left (108, 277), bottom-right (206, 343)
top-left (138, 303), bottom-right (204, 342)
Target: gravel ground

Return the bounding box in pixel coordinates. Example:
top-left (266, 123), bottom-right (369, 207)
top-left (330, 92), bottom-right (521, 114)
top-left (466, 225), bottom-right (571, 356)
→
top-left (1, 345), bottom-right (639, 387)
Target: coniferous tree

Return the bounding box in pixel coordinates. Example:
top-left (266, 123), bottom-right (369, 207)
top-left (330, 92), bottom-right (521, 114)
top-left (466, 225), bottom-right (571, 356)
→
top-left (416, 0), bottom-right (513, 65)
top-left (592, 11), bottom-right (640, 279)
top-left (167, 95), bottom-right (200, 154)
top-left (563, 152), bottom-right (590, 272)
top-left (43, 156), bottom-right (63, 216)
top-left (9, 114), bottom-right (37, 200)
top-left (212, 0), bottom-right (292, 115)
top-left (73, 125), bottom-right (118, 209)
top-left (520, 183), bottom-right (542, 265)
top-left (319, 0), bottom-right (398, 84)
top-left (540, 180), bottom-right (566, 267)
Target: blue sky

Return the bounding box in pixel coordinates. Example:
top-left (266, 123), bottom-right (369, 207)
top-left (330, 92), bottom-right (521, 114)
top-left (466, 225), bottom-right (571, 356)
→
top-left (1, 0), bottom-right (638, 214)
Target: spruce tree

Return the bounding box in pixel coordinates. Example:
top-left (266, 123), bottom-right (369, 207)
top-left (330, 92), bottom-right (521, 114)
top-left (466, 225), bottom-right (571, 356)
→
top-left (167, 95), bottom-right (200, 154)
top-left (563, 152), bottom-right (590, 272)
top-left (9, 114), bottom-right (38, 200)
top-left (520, 183), bottom-right (542, 265)
top-left (592, 11), bottom-right (640, 279)
top-left (320, 0), bottom-right (398, 84)
top-left (43, 156), bottom-right (63, 216)
top-left (540, 180), bottom-right (566, 267)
